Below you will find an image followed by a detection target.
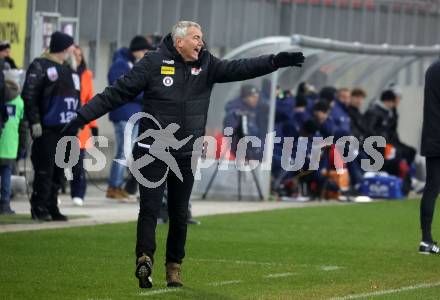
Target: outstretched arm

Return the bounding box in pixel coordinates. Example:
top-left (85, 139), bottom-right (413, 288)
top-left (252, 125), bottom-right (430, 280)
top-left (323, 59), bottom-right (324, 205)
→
top-left (77, 55), bottom-right (151, 123)
top-left (209, 52), bottom-right (305, 84)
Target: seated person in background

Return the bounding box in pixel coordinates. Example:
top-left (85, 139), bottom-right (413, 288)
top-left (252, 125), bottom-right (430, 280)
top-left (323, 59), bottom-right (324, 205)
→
top-left (318, 86), bottom-right (352, 139)
top-left (345, 87), bottom-right (369, 190)
top-left (364, 90), bottom-right (411, 195)
top-left (223, 84), bottom-right (267, 160)
top-left (275, 86), bottom-right (295, 125)
top-left (364, 90), bottom-right (396, 141)
top-left (347, 88), bottom-right (368, 143)
top-left (296, 81), bottom-right (318, 113)
top-left (337, 87), bottom-right (351, 106)
top-left (388, 88), bottom-right (416, 166)
top-left (311, 100), bottom-right (334, 138)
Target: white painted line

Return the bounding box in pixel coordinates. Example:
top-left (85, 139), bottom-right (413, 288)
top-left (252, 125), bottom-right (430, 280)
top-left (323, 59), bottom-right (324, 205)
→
top-left (264, 272), bottom-right (296, 278)
top-left (139, 289), bottom-right (181, 296)
top-left (329, 282), bottom-right (440, 300)
top-left (189, 258), bottom-right (284, 266)
top-left (320, 266), bottom-right (341, 271)
top-left (207, 280), bottom-right (243, 287)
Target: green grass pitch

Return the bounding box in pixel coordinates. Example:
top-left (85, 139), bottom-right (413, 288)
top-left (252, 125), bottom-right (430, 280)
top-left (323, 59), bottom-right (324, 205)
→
top-left (1, 200), bottom-right (440, 299)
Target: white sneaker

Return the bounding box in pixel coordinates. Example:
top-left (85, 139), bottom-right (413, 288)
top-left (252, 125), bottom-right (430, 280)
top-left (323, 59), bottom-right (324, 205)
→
top-left (72, 197), bottom-right (84, 207)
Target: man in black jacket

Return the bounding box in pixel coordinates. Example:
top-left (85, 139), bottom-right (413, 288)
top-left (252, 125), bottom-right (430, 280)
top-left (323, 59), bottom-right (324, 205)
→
top-left (347, 88), bottom-right (367, 143)
top-left (364, 90), bottom-right (396, 140)
top-left (21, 31), bottom-right (78, 222)
top-left (63, 21), bottom-right (305, 288)
top-left (420, 59), bottom-right (440, 254)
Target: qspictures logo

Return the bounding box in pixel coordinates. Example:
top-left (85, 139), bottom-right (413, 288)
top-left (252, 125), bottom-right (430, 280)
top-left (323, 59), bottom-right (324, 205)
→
top-left (55, 113), bottom-right (387, 189)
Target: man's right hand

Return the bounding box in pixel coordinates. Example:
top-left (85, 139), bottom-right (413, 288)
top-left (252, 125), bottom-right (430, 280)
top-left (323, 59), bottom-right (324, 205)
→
top-left (61, 115), bottom-right (87, 137)
top-left (31, 123), bottom-right (42, 139)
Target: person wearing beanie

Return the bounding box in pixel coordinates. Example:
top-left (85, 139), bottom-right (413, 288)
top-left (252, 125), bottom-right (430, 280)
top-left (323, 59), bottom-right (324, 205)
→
top-left (364, 89), bottom-right (413, 195)
top-left (20, 31), bottom-right (78, 221)
top-left (0, 41), bottom-right (17, 69)
top-left (49, 32), bottom-right (74, 53)
top-left (105, 35), bottom-right (153, 201)
top-left (364, 90), bottom-right (396, 138)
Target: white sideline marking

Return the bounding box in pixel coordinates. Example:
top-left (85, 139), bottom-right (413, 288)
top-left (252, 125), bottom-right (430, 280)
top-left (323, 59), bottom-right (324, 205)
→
top-left (207, 280), bottom-right (243, 287)
top-left (320, 266), bottom-right (341, 271)
top-left (189, 258), bottom-right (284, 266)
top-left (139, 289), bottom-right (181, 296)
top-left (264, 272), bottom-right (296, 278)
top-left (330, 282), bottom-right (440, 300)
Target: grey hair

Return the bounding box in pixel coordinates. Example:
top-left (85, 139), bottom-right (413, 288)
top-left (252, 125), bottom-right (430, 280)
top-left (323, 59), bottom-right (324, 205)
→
top-left (171, 21), bottom-right (201, 45)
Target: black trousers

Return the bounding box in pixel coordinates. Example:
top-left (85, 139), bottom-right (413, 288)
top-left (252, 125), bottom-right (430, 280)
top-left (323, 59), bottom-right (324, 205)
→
top-left (135, 147), bottom-right (195, 264)
top-left (30, 128), bottom-right (64, 213)
top-left (420, 156), bottom-right (440, 242)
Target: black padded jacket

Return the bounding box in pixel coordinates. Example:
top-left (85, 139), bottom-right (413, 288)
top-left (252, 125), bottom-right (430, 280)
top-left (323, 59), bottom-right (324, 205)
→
top-left (78, 33), bottom-right (278, 155)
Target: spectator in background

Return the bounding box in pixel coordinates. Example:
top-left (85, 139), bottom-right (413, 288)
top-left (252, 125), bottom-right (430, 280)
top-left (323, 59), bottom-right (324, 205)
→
top-left (106, 35), bottom-right (153, 201)
top-left (296, 81), bottom-right (317, 114)
top-left (70, 45), bottom-right (98, 207)
top-left (364, 90), bottom-right (396, 143)
top-left (337, 87), bottom-right (351, 106)
top-left (0, 79), bottom-right (24, 214)
top-left (347, 88), bottom-right (367, 143)
top-left (365, 90), bottom-right (411, 195)
top-left (312, 99), bottom-right (334, 138)
top-left (317, 86), bottom-right (351, 139)
top-left (0, 41), bottom-right (17, 69)
top-left (224, 84), bottom-right (266, 160)
top-left (21, 31), bottom-right (77, 221)
top-left (388, 87), bottom-right (416, 166)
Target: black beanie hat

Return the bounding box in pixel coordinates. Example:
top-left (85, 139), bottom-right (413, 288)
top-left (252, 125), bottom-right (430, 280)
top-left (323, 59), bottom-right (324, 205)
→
top-left (0, 41), bottom-right (11, 52)
top-left (49, 31), bottom-right (74, 53)
top-left (319, 86), bottom-right (337, 102)
top-left (380, 90), bottom-right (397, 102)
top-left (313, 100), bottom-right (330, 113)
top-left (129, 35), bottom-right (152, 52)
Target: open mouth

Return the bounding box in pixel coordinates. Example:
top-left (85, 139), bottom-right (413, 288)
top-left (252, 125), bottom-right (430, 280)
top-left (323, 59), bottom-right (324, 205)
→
top-left (193, 48), bottom-right (201, 56)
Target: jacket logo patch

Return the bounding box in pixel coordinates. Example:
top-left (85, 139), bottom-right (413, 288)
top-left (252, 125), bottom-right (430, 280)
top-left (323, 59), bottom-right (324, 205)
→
top-left (161, 66), bottom-right (175, 75)
top-left (47, 67), bottom-right (58, 81)
top-left (163, 76), bottom-right (174, 87)
top-left (5, 105), bottom-right (16, 117)
top-left (162, 59), bottom-right (174, 65)
top-left (191, 67), bottom-right (202, 75)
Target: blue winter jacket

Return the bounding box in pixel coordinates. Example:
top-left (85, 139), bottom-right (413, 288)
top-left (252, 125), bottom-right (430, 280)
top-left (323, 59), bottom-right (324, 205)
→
top-left (330, 99), bottom-right (351, 138)
top-left (108, 48), bottom-right (143, 122)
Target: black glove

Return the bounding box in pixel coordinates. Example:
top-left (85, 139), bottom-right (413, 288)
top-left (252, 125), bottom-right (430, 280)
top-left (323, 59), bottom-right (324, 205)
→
top-left (272, 52), bottom-right (305, 68)
top-left (61, 115), bottom-right (87, 137)
top-left (91, 127), bottom-right (99, 137)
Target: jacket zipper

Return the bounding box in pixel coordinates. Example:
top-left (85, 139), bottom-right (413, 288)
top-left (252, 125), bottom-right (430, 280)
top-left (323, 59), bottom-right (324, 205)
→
top-left (181, 63), bottom-right (190, 135)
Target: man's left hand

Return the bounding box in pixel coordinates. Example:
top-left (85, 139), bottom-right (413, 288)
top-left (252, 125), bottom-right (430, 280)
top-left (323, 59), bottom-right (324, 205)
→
top-left (272, 52), bottom-right (305, 68)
